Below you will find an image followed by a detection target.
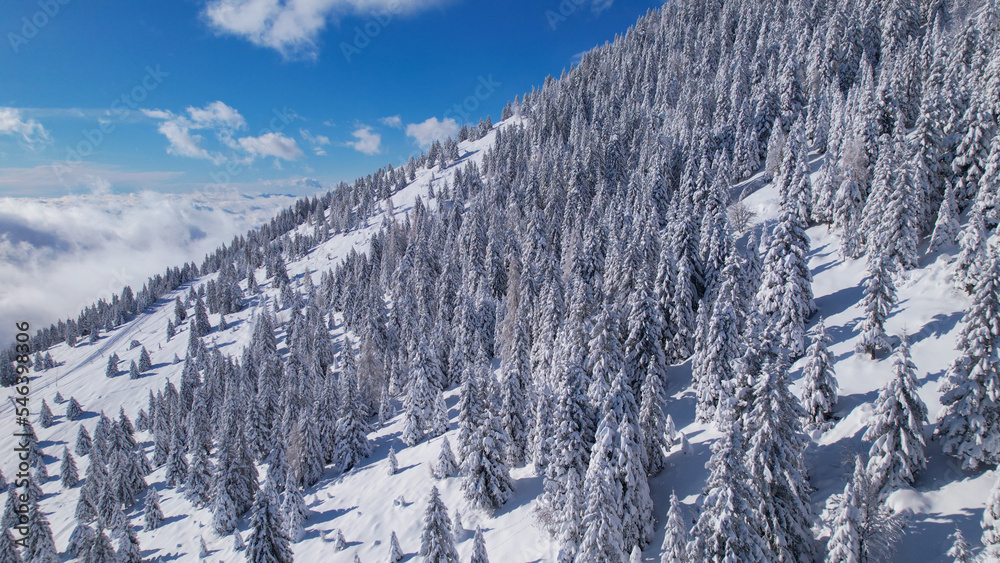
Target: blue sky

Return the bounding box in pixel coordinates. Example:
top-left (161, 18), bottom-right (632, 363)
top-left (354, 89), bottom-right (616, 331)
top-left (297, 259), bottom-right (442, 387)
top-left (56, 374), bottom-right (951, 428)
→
top-left (0, 0), bottom-right (662, 197)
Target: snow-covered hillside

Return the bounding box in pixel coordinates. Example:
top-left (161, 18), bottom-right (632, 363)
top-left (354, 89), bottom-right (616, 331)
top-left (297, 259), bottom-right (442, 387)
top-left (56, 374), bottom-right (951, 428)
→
top-left (3, 139), bottom-right (995, 561)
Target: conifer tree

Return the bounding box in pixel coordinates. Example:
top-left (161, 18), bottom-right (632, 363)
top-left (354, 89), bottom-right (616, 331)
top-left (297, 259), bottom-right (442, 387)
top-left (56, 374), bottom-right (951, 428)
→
top-left (139, 346), bottom-right (152, 372)
top-left (116, 523), bottom-right (142, 563)
top-left (387, 447), bottom-right (398, 476)
top-left (106, 355), bottom-right (119, 378)
top-left (388, 531), bottom-right (404, 562)
top-left (938, 250), bottom-right (1000, 469)
top-left (745, 352), bottom-right (814, 561)
top-left (76, 424), bottom-right (92, 456)
top-left (864, 334), bottom-right (928, 496)
top-left (825, 463), bottom-right (862, 563)
top-left (144, 489), bottom-right (164, 532)
top-left (22, 499), bottom-right (59, 563)
top-left (419, 486), bottom-right (459, 563)
top-left (578, 411), bottom-right (625, 563)
top-left (66, 397), bottom-right (83, 421)
top-left (86, 528), bottom-right (116, 563)
top-left (660, 490), bottom-right (687, 563)
top-left (61, 447), bottom-right (79, 488)
top-left (756, 199), bottom-right (814, 358)
top-left (947, 527), bottom-right (972, 563)
top-left (246, 476), bottom-right (293, 563)
top-left (801, 318), bottom-right (839, 427)
top-left (164, 427), bottom-right (188, 488)
top-left (982, 471), bottom-right (1000, 559)
top-left (38, 399), bottom-right (53, 428)
top-left (434, 436), bottom-right (459, 479)
top-left (855, 253), bottom-right (897, 359)
top-left (687, 420), bottom-right (772, 562)
top-left (281, 475), bottom-right (308, 543)
top-left (186, 440), bottom-right (214, 507)
top-left (66, 523), bottom-right (95, 559)
top-left (954, 211), bottom-right (989, 293)
top-left (0, 523), bottom-right (19, 563)
top-left (471, 527), bottom-right (490, 563)
top-left (462, 408), bottom-right (513, 513)
top-left (336, 377), bottom-right (372, 472)
top-left (193, 295), bottom-right (211, 337)
top-left (129, 360), bottom-right (141, 380)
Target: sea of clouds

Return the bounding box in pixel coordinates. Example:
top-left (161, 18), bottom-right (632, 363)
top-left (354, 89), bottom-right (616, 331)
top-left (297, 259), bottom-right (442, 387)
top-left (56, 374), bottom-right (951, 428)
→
top-left (0, 190), bottom-right (302, 346)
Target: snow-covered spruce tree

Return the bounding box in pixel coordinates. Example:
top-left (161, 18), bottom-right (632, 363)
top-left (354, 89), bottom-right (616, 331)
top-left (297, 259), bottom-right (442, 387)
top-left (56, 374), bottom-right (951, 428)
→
top-left (116, 522), bottom-right (142, 563)
top-left (498, 264), bottom-right (531, 466)
top-left (801, 317), bottom-right (839, 428)
top-left (185, 438), bottom-right (214, 507)
top-left (164, 427), bottom-right (188, 488)
top-left (686, 419), bottom-right (772, 562)
top-left (76, 423), bottom-right (92, 456)
top-left (937, 250), bottom-right (1000, 469)
top-left (471, 526), bottom-right (490, 563)
top-left (457, 363), bottom-right (486, 462)
top-left (947, 527), bottom-right (973, 563)
top-left (864, 334), bottom-right (928, 496)
top-left (388, 530), bottom-right (404, 562)
top-left (953, 210), bottom-right (989, 294)
top-left (387, 447), bottom-right (398, 476)
top-left (87, 528), bottom-right (116, 563)
top-left (745, 351), bottom-right (814, 561)
top-left (402, 344), bottom-right (438, 447)
top-left (335, 375), bottom-right (372, 472)
top-left (61, 447), bottom-right (79, 488)
top-left (756, 197), bottom-right (814, 358)
top-left (827, 455), bottom-right (905, 562)
top-left (419, 486), bottom-right (458, 563)
top-left (982, 471), bottom-right (1000, 559)
top-left (825, 461), bottom-right (862, 563)
top-left (246, 474), bottom-right (293, 563)
top-left (578, 410), bottom-right (624, 563)
top-left (0, 523), bottom-right (19, 563)
top-left (22, 498), bottom-right (58, 563)
top-left (618, 408), bottom-right (653, 552)
top-left (129, 360), bottom-right (141, 380)
top-left (855, 252), bottom-right (897, 359)
top-left (139, 346), bottom-right (152, 372)
top-left (105, 354), bottom-right (118, 378)
top-left (193, 295), bottom-right (211, 337)
top-left (660, 490), bottom-right (687, 563)
top-left (694, 250), bottom-right (742, 425)
top-left (461, 407), bottom-right (513, 513)
top-left (281, 474), bottom-right (308, 543)
top-left (66, 396), bottom-right (83, 421)
top-left (435, 436), bottom-right (459, 479)
top-left (38, 399), bottom-right (53, 428)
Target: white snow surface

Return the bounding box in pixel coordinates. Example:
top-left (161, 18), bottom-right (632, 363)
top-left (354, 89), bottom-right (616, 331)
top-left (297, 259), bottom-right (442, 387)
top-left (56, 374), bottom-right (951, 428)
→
top-left (2, 138), bottom-right (994, 561)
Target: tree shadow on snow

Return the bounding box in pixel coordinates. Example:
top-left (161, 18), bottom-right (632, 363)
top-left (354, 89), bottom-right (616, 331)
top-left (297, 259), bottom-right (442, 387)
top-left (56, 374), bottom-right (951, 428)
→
top-left (303, 505), bottom-right (358, 529)
top-left (894, 509), bottom-right (981, 563)
top-left (813, 284), bottom-right (865, 320)
top-left (912, 311), bottom-right (965, 344)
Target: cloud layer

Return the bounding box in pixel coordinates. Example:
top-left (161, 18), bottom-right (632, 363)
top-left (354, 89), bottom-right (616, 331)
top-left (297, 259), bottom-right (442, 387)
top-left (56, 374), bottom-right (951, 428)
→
top-left (0, 191), bottom-right (299, 345)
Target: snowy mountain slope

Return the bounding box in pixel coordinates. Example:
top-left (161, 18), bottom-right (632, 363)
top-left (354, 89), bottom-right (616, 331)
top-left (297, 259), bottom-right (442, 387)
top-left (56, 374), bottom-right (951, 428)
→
top-left (5, 139), bottom-right (993, 562)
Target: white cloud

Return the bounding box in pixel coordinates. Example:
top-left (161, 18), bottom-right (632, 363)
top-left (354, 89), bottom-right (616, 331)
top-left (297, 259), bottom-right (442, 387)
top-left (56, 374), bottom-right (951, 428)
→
top-left (405, 116), bottom-right (459, 149)
top-left (238, 132), bottom-right (304, 160)
top-left (156, 119), bottom-right (213, 160)
top-left (187, 100), bottom-right (247, 129)
top-left (202, 0), bottom-right (447, 59)
top-left (300, 128), bottom-right (331, 155)
top-left (0, 164), bottom-right (183, 197)
top-left (346, 125), bottom-right (381, 155)
top-left (379, 115), bottom-right (402, 128)
top-left (145, 102), bottom-right (304, 163)
top-left (144, 102), bottom-right (248, 161)
top-left (591, 0), bottom-right (614, 15)
top-left (0, 107), bottom-right (50, 149)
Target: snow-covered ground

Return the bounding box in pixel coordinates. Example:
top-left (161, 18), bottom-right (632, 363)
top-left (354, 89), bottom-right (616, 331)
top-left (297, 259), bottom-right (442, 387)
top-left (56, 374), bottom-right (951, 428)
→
top-left (2, 135), bottom-right (992, 561)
